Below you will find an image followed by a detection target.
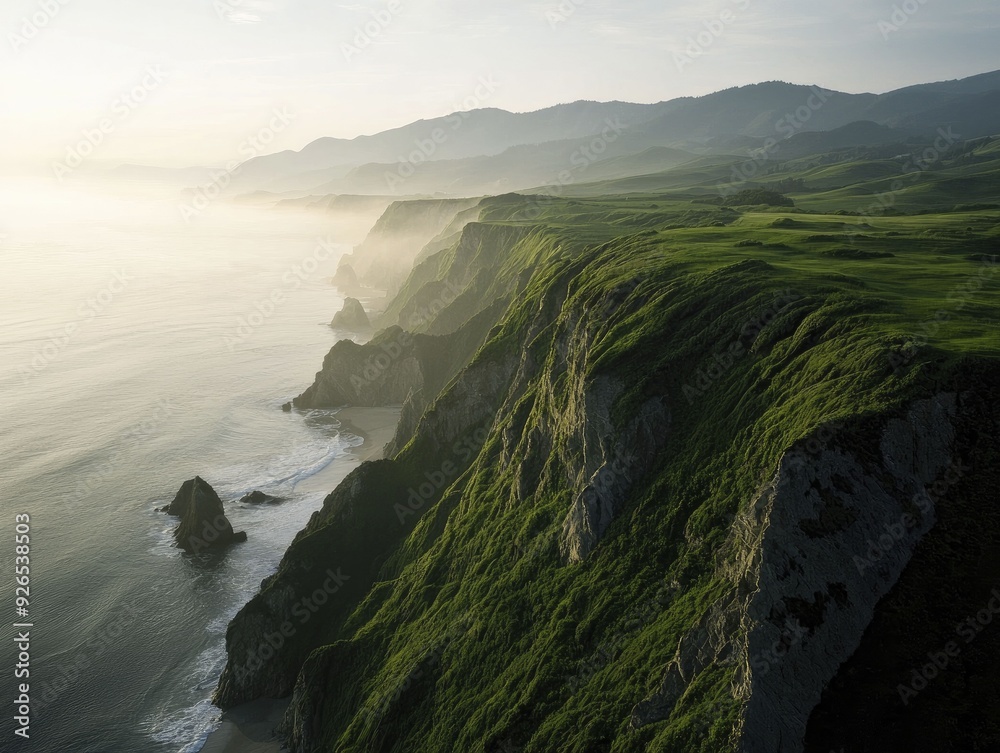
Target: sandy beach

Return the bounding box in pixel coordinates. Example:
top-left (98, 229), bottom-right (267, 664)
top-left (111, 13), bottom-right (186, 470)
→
top-left (337, 405), bottom-right (402, 462)
top-left (292, 404), bottom-right (401, 499)
top-left (199, 405), bottom-right (401, 753)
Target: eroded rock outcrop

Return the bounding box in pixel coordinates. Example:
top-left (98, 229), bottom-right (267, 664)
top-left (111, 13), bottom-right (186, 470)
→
top-left (630, 394), bottom-right (960, 753)
top-left (167, 476), bottom-right (247, 553)
top-left (330, 297), bottom-right (371, 331)
top-left (558, 376), bottom-right (670, 564)
top-left (293, 326), bottom-right (422, 409)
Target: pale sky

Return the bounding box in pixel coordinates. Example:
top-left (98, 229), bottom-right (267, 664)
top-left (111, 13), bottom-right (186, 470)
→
top-left (1, 0), bottom-right (997, 171)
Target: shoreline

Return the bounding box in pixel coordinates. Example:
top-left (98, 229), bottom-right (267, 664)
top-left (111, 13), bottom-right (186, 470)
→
top-left (198, 698), bottom-right (289, 753)
top-left (337, 405), bottom-right (401, 462)
top-left (291, 405), bottom-right (400, 498)
top-left (199, 404), bottom-right (401, 753)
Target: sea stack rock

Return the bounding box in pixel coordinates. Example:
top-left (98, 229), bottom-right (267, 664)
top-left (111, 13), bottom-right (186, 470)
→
top-left (330, 297), bottom-right (371, 331)
top-left (331, 262), bottom-right (360, 293)
top-left (167, 476), bottom-right (247, 553)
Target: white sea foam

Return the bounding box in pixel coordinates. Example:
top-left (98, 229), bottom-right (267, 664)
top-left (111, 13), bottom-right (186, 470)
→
top-left (144, 641), bottom-right (228, 752)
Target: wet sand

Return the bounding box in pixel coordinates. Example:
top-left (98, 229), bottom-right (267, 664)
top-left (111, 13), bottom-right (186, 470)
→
top-left (198, 699), bottom-right (288, 753)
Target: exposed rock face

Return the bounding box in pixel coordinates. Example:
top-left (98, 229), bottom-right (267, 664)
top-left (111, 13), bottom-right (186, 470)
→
top-left (295, 294), bottom-right (503, 414)
top-left (239, 491), bottom-right (285, 505)
top-left (330, 297), bottom-right (371, 331)
top-left (737, 395), bottom-right (958, 753)
top-left (293, 326), bottom-right (423, 409)
top-left (630, 394), bottom-right (960, 753)
top-left (167, 477), bottom-right (247, 553)
top-left (383, 387), bottom-right (426, 458)
top-left (558, 376), bottom-right (670, 564)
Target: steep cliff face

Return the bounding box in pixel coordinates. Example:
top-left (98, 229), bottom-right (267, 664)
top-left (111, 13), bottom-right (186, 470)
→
top-left (736, 395), bottom-right (958, 752)
top-left (215, 344), bottom-right (520, 709)
top-left (216, 194), bottom-right (1000, 752)
top-left (379, 220), bottom-right (539, 335)
top-left (339, 197), bottom-right (480, 293)
top-left (293, 327), bottom-right (423, 409)
top-left (629, 393), bottom-right (963, 752)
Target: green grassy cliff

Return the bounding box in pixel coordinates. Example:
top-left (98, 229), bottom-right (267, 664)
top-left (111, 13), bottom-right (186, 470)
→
top-left (216, 178), bottom-right (1000, 752)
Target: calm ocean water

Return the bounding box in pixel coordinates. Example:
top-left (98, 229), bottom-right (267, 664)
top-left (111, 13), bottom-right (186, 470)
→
top-left (0, 178), bottom-right (370, 752)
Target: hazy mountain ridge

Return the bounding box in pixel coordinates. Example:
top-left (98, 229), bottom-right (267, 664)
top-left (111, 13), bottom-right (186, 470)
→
top-left (222, 70), bottom-right (1000, 198)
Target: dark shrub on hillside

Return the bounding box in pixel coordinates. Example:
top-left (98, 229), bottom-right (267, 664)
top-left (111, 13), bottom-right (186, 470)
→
top-left (722, 189), bottom-right (795, 207)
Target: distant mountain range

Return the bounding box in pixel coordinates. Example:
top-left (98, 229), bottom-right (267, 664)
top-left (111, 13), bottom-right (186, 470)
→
top-left (114, 69), bottom-right (1000, 200)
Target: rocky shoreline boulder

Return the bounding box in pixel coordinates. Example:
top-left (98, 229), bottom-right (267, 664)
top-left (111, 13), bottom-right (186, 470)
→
top-left (239, 490), bottom-right (286, 505)
top-left (165, 476), bottom-right (247, 553)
